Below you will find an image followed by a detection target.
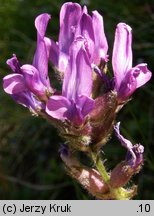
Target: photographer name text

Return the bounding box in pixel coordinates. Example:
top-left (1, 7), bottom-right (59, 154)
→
top-left (2, 203), bottom-right (72, 214)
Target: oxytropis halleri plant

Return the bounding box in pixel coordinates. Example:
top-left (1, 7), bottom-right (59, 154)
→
top-left (3, 2), bottom-right (152, 199)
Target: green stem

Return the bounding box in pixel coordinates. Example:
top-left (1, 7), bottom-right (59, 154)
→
top-left (91, 152), bottom-right (110, 184)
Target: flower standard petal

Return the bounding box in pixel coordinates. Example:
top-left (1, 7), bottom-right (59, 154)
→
top-left (59, 2), bottom-right (82, 55)
top-left (62, 38), bottom-right (83, 100)
top-left (35, 13), bottom-right (51, 39)
top-left (92, 11), bottom-right (108, 64)
top-left (62, 38), bottom-right (93, 101)
top-left (76, 13), bottom-right (95, 61)
top-left (112, 23), bottom-right (152, 102)
top-left (61, 38), bottom-right (94, 124)
top-left (75, 45), bottom-right (93, 99)
top-left (33, 13), bottom-right (51, 87)
top-left (48, 38), bottom-right (94, 124)
top-left (112, 23), bottom-right (132, 90)
top-left (57, 2), bottom-right (82, 72)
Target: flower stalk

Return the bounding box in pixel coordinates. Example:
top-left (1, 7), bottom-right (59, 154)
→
top-left (91, 152), bottom-right (110, 183)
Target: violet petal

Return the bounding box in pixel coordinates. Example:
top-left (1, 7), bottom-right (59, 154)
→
top-left (92, 11), bottom-right (108, 64)
top-left (112, 23), bottom-right (132, 90)
top-left (114, 122), bottom-right (133, 150)
top-left (118, 63), bottom-right (152, 101)
top-left (126, 144), bottom-right (144, 168)
top-left (33, 13), bottom-right (51, 87)
top-left (21, 64), bottom-right (47, 98)
top-left (77, 95), bottom-right (94, 117)
top-left (59, 2), bottom-right (82, 55)
top-left (133, 63), bottom-right (152, 88)
top-left (12, 91), bottom-right (41, 112)
top-left (3, 74), bottom-right (26, 94)
top-left (49, 38), bottom-right (59, 68)
top-left (62, 38), bottom-right (92, 101)
top-left (46, 95), bottom-right (71, 120)
top-left (6, 54), bottom-right (21, 73)
top-left (76, 13), bottom-right (95, 60)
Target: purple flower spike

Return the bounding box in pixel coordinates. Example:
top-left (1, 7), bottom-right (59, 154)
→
top-left (112, 23), bottom-right (152, 102)
top-left (46, 38), bottom-right (94, 125)
top-left (114, 122), bottom-right (144, 168)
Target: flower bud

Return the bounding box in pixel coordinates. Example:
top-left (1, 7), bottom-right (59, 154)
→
top-left (110, 161), bottom-right (135, 188)
top-left (69, 167), bottom-right (109, 199)
top-left (110, 144), bottom-right (144, 188)
top-left (89, 91), bottom-right (118, 150)
top-left (60, 145), bottom-right (109, 199)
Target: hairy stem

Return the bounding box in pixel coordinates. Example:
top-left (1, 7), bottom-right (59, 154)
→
top-left (91, 152), bottom-right (110, 184)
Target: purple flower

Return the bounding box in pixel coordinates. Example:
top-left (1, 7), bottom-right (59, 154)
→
top-left (114, 122), bottom-right (144, 168)
top-left (22, 13), bottom-right (53, 99)
top-left (112, 23), bottom-right (152, 102)
top-left (49, 2), bottom-right (108, 72)
top-left (3, 55), bottom-right (42, 113)
top-left (46, 38), bottom-right (94, 125)
top-left (3, 13), bottom-right (53, 109)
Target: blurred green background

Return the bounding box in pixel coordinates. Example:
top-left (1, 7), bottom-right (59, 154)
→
top-left (0, 0), bottom-right (153, 199)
